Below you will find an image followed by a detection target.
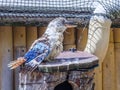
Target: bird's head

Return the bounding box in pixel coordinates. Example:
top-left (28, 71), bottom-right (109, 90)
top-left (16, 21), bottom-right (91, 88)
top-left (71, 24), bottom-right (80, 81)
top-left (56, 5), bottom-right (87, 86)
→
top-left (46, 17), bottom-right (77, 33)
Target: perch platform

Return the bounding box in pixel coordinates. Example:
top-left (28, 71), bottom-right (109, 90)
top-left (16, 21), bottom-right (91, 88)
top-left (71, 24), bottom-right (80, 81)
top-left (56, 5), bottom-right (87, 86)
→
top-left (19, 51), bottom-right (99, 90)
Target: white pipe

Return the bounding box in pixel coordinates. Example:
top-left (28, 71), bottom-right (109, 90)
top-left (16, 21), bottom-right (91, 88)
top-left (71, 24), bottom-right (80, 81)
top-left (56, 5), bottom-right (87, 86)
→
top-left (84, 4), bottom-right (112, 62)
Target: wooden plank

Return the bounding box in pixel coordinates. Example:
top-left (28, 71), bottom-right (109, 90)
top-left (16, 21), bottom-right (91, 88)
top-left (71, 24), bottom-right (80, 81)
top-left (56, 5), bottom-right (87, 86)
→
top-left (76, 28), bottom-right (88, 51)
top-left (94, 62), bottom-right (103, 90)
top-left (109, 28), bottom-right (114, 43)
top-left (0, 26), bottom-right (13, 90)
top-left (38, 27), bottom-right (46, 37)
top-left (94, 28), bottom-right (115, 90)
top-left (114, 43), bottom-right (120, 90)
top-left (113, 28), bottom-right (120, 43)
top-left (13, 27), bottom-right (26, 47)
top-left (103, 43), bottom-right (116, 90)
top-left (63, 28), bottom-right (75, 45)
top-left (13, 26), bottom-right (26, 90)
top-left (26, 26), bottom-right (37, 50)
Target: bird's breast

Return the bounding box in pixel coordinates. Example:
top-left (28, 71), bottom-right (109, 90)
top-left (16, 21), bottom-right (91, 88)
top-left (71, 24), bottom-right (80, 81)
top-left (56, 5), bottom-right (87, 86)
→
top-left (46, 33), bottom-right (64, 60)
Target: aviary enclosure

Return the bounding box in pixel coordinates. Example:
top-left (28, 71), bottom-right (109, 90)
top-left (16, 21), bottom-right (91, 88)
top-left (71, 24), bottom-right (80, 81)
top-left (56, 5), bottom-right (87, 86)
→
top-left (0, 0), bottom-right (120, 90)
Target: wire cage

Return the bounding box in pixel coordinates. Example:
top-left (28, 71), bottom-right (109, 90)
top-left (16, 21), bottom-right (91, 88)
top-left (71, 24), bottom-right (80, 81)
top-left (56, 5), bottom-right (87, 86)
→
top-left (0, 0), bottom-right (119, 26)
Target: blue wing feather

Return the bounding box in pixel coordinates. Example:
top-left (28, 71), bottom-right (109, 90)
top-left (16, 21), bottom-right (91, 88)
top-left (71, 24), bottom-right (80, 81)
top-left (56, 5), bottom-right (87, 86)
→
top-left (22, 36), bottom-right (52, 72)
top-left (24, 39), bottom-right (50, 63)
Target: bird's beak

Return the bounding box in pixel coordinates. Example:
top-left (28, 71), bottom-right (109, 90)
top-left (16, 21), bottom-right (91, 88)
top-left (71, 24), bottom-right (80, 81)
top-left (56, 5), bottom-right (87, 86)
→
top-left (64, 21), bottom-right (78, 28)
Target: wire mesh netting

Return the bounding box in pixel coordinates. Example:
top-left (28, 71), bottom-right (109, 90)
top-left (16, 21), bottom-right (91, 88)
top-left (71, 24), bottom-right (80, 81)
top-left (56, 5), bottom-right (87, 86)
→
top-left (99, 0), bottom-right (120, 19)
top-left (0, 0), bottom-right (119, 26)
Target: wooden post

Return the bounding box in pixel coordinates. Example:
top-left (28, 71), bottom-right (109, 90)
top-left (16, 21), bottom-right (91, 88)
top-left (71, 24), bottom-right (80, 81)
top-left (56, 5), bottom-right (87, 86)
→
top-left (63, 28), bottom-right (75, 45)
top-left (63, 28), bottom-right (76, 50)
top-left (94, 63), bottom-right (103, 90)
top-left (38, 27), bottom-right (46, 37)
top-left (26, 26), bottom-right (37, 50)
top-left (0, 26), bottom-right (13, 90)
top-left (94, 29), bottom-right (115, 90)
top-left (109, 29), bottom-right (114, 43)
top-left (114, 28), bottom-right (120, 90)
top-left (76, 28), bottom-right (88, 51)
top-left (102, 28), bottom-right (116, 90)
top-left (13, 26), bottom-right (26, 90)
top-left (103, 43), bottom-right (116, 90)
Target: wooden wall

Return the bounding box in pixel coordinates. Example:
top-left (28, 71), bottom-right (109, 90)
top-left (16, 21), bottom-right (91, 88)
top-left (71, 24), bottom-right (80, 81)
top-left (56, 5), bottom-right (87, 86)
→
top-left (0, 26), bottom-right (119, 90)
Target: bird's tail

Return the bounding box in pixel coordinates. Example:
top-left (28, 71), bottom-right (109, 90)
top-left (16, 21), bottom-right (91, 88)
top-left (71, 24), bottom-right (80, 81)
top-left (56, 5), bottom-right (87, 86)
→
top-left (8, 57), bottom-right (26, 69)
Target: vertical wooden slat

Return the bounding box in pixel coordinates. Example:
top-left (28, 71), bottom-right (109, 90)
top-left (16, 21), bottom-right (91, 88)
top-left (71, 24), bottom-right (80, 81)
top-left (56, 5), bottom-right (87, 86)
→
top-left (94, 63), bottom-right (103, 90)
top-left (13, 26), bottom-right (26, 90)
top-left (103, 43), bottom-right (116, 90)
top-left (0, 26), bottom-right (13, 90)
top-left (109, 29), bottom-right (114, 43)
top-left (102, 28), bottom-right (116, 90)
top-left (76, 28), bottom-right (88, 51)
top-left (63, 28), bottom-right (75, 45)
top-left (115, 43), bottom-right (120, 90)
top-left (63, 28), bottom-right (76, 50)
top-left (38, 27), bottom-right (46, 37)
top-left (113, 28), bottom-right (120, 43)
top-left (26, 26), bottom-right (37, 50)
top-left (114, 28), bottom-right (120, 90)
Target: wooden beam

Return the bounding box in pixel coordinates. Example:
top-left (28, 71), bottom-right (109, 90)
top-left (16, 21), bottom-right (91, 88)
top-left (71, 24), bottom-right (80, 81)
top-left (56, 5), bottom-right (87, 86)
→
top-left (0, 26), bottom-right (13, 90)
top-left (94, 62), bottom-right (103, 90)
top-left (13, 26), bottom-right (26, 90)
top-left (103, 43), bottom-right (116, 90)
top-left (113, 28), bottom-right (120, 43)
top-left (26, 26), bottom-right (37, 50)
top-left (114, 28), bottom-right (120, 90)
top-left (38, 27), bottom-right (46, 37)
top-left (115, 43), bottom-right (120, 90)
top-left (76, 28), bottom-right (88, 51)
top-left (109, 28), bottom-right (114, 43)
top-left (63, 28), bottom-right (75, 45)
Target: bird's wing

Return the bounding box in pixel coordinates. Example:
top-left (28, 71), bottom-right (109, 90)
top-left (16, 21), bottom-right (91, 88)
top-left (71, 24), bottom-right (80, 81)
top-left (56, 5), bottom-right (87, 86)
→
top-left (24, 36), bottom-right (50, 63)
top-left (29, 36), bottom-right (48, 50)
top-left (25, 48), bottom-right (50, 72)
top-left (8, 36), bottom-right (51, 70)
top-left (23, 36), bottom-right (51, 71)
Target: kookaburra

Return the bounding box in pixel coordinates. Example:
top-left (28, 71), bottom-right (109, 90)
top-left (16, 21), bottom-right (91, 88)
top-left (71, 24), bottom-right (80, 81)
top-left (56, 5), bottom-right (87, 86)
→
top-left (8, 17), bottom-right (77, 72)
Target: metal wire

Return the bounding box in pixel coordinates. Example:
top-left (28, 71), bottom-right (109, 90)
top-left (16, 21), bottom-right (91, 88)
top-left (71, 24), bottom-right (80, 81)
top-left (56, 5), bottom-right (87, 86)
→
top-left (99, 0), bottom-right (120, 19)
top-left (0, 0), bottom-right (119, 26)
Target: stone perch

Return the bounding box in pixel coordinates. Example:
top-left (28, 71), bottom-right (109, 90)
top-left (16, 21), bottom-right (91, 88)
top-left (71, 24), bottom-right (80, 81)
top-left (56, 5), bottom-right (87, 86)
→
top-left (19, 50), bottom-right (98, 90)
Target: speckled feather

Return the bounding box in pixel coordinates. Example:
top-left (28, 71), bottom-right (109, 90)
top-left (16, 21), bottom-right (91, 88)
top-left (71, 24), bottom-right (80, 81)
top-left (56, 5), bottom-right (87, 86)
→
top-left (8, 17), bottom-right (71, 72)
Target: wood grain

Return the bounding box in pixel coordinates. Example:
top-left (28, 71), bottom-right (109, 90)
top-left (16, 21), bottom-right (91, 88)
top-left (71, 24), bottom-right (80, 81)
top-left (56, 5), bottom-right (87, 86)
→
top-left (0, 26), bottom-right (13, 90)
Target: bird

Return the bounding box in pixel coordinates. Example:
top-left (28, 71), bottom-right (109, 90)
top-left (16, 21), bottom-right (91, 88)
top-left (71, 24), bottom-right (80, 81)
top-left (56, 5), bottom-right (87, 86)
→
top-left (8, 17), bottom-right (77, 72)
